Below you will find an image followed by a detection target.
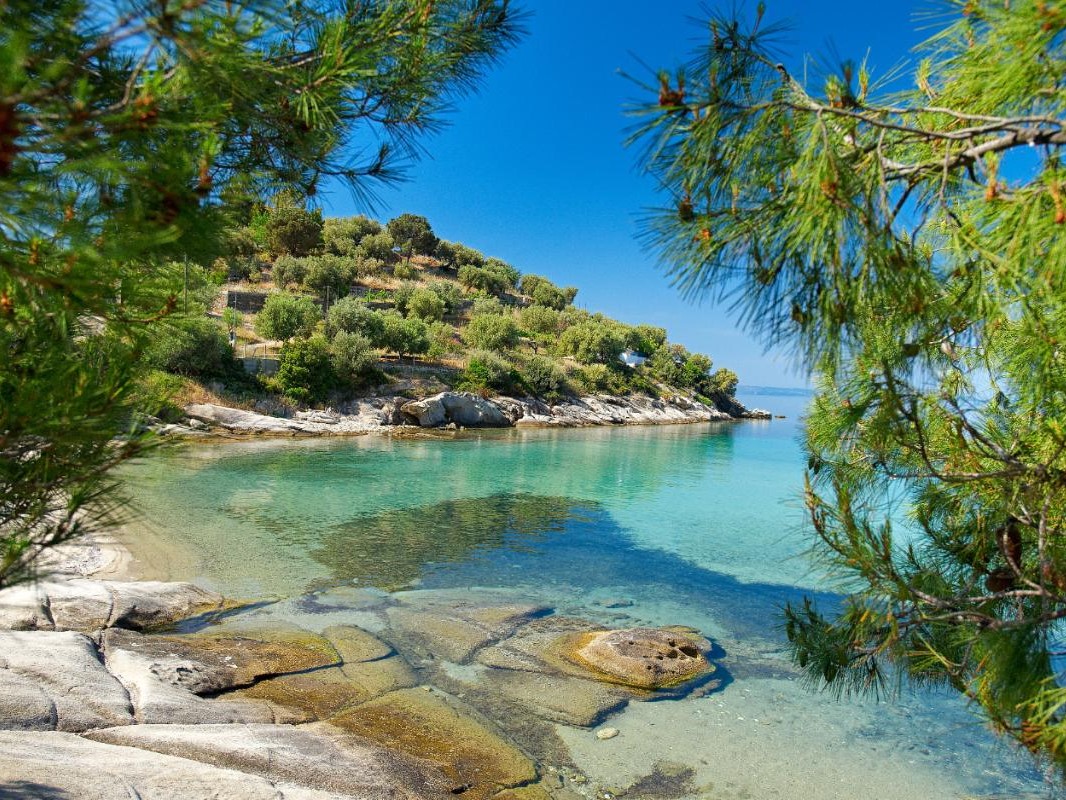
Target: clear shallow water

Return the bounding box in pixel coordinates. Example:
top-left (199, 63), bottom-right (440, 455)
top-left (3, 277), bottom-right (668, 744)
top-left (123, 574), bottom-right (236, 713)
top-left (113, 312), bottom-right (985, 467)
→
top-left (119, 392), bottom-right (1051, 799)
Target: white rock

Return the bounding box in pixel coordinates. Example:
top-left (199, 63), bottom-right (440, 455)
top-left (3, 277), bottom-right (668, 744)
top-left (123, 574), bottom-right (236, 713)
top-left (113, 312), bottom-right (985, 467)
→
top-left (595, 727), bottom-right (620, 740)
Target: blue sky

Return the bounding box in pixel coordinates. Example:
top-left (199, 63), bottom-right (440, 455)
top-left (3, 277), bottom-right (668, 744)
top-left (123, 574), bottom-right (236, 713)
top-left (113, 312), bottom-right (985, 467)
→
top-left (322, 1), bottom-right (931, 388)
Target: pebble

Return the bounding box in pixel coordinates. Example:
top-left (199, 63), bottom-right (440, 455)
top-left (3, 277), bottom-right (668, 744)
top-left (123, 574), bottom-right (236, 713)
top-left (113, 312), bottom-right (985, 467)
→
top-left (595, 727), bottom-right (619, 740)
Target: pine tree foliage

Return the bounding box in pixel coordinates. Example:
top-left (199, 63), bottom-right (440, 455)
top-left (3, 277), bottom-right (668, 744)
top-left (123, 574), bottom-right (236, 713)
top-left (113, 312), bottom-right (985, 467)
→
top-left (0, 0), bottom-right (522, 587)
top-left (631, 0), bottom-right (1066, 770)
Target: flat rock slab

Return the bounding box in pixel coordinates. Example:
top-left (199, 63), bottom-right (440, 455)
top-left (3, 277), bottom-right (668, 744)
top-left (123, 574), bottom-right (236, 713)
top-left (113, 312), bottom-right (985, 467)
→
top-left (331, 687), bottom-right (537, 800)
top-left (478, 668), bottom-right (629, 728)
top-left (101, 626), bottom-right (345, 725)
top-left (386, 590), bottom-right (551, 664)
top-left (101, 626), bottom-right (341, 695)
top-left (86, 723), bottom-right (450, 799)
top-left (0, 630), bottom-right (133, 732)
top-left (0, 731), bottom-right (354, 800)
top-left (0, 576), bottom-right (228, 632)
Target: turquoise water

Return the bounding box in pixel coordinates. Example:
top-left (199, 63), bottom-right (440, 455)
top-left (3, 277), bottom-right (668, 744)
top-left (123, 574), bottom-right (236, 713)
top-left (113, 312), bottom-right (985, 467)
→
top-left (120, 392), bottom-right (1051, 798)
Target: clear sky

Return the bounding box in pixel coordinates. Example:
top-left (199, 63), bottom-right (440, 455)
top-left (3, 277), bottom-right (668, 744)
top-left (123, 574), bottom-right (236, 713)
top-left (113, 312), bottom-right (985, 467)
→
top-left (321, 1), bottom-right (931, 389)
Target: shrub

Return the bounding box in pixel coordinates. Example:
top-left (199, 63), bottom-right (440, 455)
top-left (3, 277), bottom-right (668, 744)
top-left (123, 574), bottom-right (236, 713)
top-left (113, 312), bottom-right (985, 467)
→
top-left (632, 324), bottom-right (667, 355)
top-left (520, 304), bottom-right (560, 337)
top-left (221, 307), bottom-right (243, 330)
top-left (407, 288), bottom-right (446, 321)
top-left (387, 213), bottom-right (438, 256)
top-left (461, 349), bottom-right (517, 393)
top-left (531, 282), bottom-right (569, 310)
top-left (144, 316), bottom-right (236, 379)
top-left (254, 292), bottom-right (321, 340)
top-left (428, 280), bottom-right (462, 312)
top-left (392, 261), bottom-right (415, 280)
top-left (522, 356), bottom-right (566, 400)
top-left (708, 367), bottom-right (738, 397)
top-left (276, 334), bottom-right (334, 403)
top-left (356, 231), bottom-right (395, 262)
top-left (436, 240), bottom-right (484, 270)
top-left (471, 296), bottom-right (505, 316)
top-left (131, 369), bottom-right (187, 423)
top-left (272, 254), bottom-right (308, 289)
top-left (326, 297), bottom-right (386, 341)
top-left (303, 254), bottom-right (355, 298)
top-left (392, 281), bottom-right (419, 315)
top-left (353, 255), bottom-right (387, 278)
top-left (265, 204), bottom-right (323, 257)
top-left (464, 312), bottom-right (520, 351)
top-left (557, 319), bottom-right (626, 364)
top-left (426, 321), bottom-right (457, 359)
top-left (380, 313), bottom-right (429, 359)
top-left (323, 215), bottom-right (381, 255)
top-left (457, 264), bottom-right (507, 296)
top-left (329, 331), bottom-right (376, 385)
top-left (484, 257), bottom-right (520, 289)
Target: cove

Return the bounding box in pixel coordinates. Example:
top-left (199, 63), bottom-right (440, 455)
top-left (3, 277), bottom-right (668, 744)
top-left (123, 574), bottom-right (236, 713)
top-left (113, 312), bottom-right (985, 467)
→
top-left (118, 396), bottom-right (1049, 799)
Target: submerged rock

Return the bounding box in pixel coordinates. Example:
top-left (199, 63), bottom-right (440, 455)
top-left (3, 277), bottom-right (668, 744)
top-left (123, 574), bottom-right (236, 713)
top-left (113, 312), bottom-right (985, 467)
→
top-left (331, 687), bottom-right (538, 799)
top-left (560, 627), bottom-right (713, 690)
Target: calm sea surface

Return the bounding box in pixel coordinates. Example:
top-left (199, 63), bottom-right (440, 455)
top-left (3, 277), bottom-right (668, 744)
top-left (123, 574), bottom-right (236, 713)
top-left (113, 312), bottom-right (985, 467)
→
top-left (119, 390), bottom-right (1052, 798)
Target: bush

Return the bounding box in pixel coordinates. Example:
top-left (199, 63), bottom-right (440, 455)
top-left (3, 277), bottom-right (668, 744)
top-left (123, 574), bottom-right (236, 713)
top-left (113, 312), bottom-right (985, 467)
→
top-left (407, 288), bottom-right (446, 321)
top-left (144, 316), bottom-right (236, 378)
top-left (356, 231), bottom-right (395, 262)
top-left (392, 281), bottom-right (418, 315)
top-left (254, 292), bottom-right (321, 340)
top-left (531, 282), bottom-right (569, 310)
top-left (387, 213), bottom-right (438, 256)
top-left (131, 369), bottom-right (187, 423)
top-left (329, 331), bottom-right (376, 385)
top-left (471, 296), bottom-right (505, 316)
top-left (303, 254), bottom-right (355, 298)
top-left (557, 319), bottom-right (626, 364)
top-left (436, 240), bottom-right (484, 270)
top-left (275, 334), bottom-right (334, 403)
top-left (573, 363), bottom-right (631, 395)
top-left (426, 321), bottom-right (457, 359)
top-left (353, 255), bottom-right (387, 278)
top-left (708, 367), bottom-right (739, 397)
top-left (272, 254), bottom-right (308, 289)
top-left (380, 313), bottom-right (429, 359)
top-left (326, 296), bottom-right (386, 341)
top-left (265, 204), bottom-right (323, 257)
top-left (522, 356), bottom-right (566, 400)
top-left (464, 312), bottom-right (520, 351)
top-left (221, 307), bottom-right (243, 330)
top-left (428, 280), bottom-right (462, 312)
top-left (461, 350), bottom-right (517, 393)
top-left (392, 261), bottom-right (415, 280)
top-left (520, 304), bottom-right (560, 337)
top-left (323, 215), bottom-right (381, 255)
top-left (632, 323), bottom-right (667, 355)
top-left (484, 257), bottom-right (520, 289)
top-left (458, 264), bottom-right (508, 296)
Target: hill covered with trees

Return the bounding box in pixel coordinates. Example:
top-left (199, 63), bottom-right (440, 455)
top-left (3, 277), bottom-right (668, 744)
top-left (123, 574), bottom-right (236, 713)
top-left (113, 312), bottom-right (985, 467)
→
top-left (141, 192), bottom-right (744, 424)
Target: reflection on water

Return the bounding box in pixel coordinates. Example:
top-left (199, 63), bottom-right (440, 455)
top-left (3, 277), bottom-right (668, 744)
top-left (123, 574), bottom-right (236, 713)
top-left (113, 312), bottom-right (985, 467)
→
top-left (310, 494), bottom-right (590, 591)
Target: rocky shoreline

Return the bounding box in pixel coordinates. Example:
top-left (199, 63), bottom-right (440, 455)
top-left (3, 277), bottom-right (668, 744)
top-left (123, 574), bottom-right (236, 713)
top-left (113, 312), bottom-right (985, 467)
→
top-left (0, 534), bottom-right (719, 800)
top-left (166, 390), bottom-right (771, 438)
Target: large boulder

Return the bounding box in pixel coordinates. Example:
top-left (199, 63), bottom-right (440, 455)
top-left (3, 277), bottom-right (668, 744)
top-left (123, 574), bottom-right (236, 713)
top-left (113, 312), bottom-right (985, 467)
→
top-left (401, 392), bottom-right (512, 428)
top-left (439, 393), bottom-right (511, 427)
top-left (0, 630), bottom-right (134, 732)
top-left (560, 627), bottom-right (714, 690)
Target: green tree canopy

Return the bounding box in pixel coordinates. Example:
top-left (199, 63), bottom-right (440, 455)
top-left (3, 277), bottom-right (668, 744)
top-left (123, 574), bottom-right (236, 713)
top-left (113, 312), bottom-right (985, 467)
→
top-left (0, 0), bottom-right (521, 586)
top-left (387, 213), bottom-right (439, 257)
top-left (632, 1), bottom-right (1066, 771)
top-left (254, 293), bottom-right (322, 341)
top-left (464, 312), bottom-right (520, 352)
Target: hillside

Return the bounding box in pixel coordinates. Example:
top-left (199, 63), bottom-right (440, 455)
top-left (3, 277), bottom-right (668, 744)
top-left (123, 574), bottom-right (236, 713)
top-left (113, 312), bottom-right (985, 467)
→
top-left (138, 201), bottom-right (757, 428)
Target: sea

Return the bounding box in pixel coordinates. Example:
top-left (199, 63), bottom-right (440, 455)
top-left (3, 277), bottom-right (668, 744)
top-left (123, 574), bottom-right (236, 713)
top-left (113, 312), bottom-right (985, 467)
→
top-left (118, 387), bottom-right (1055, 799)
